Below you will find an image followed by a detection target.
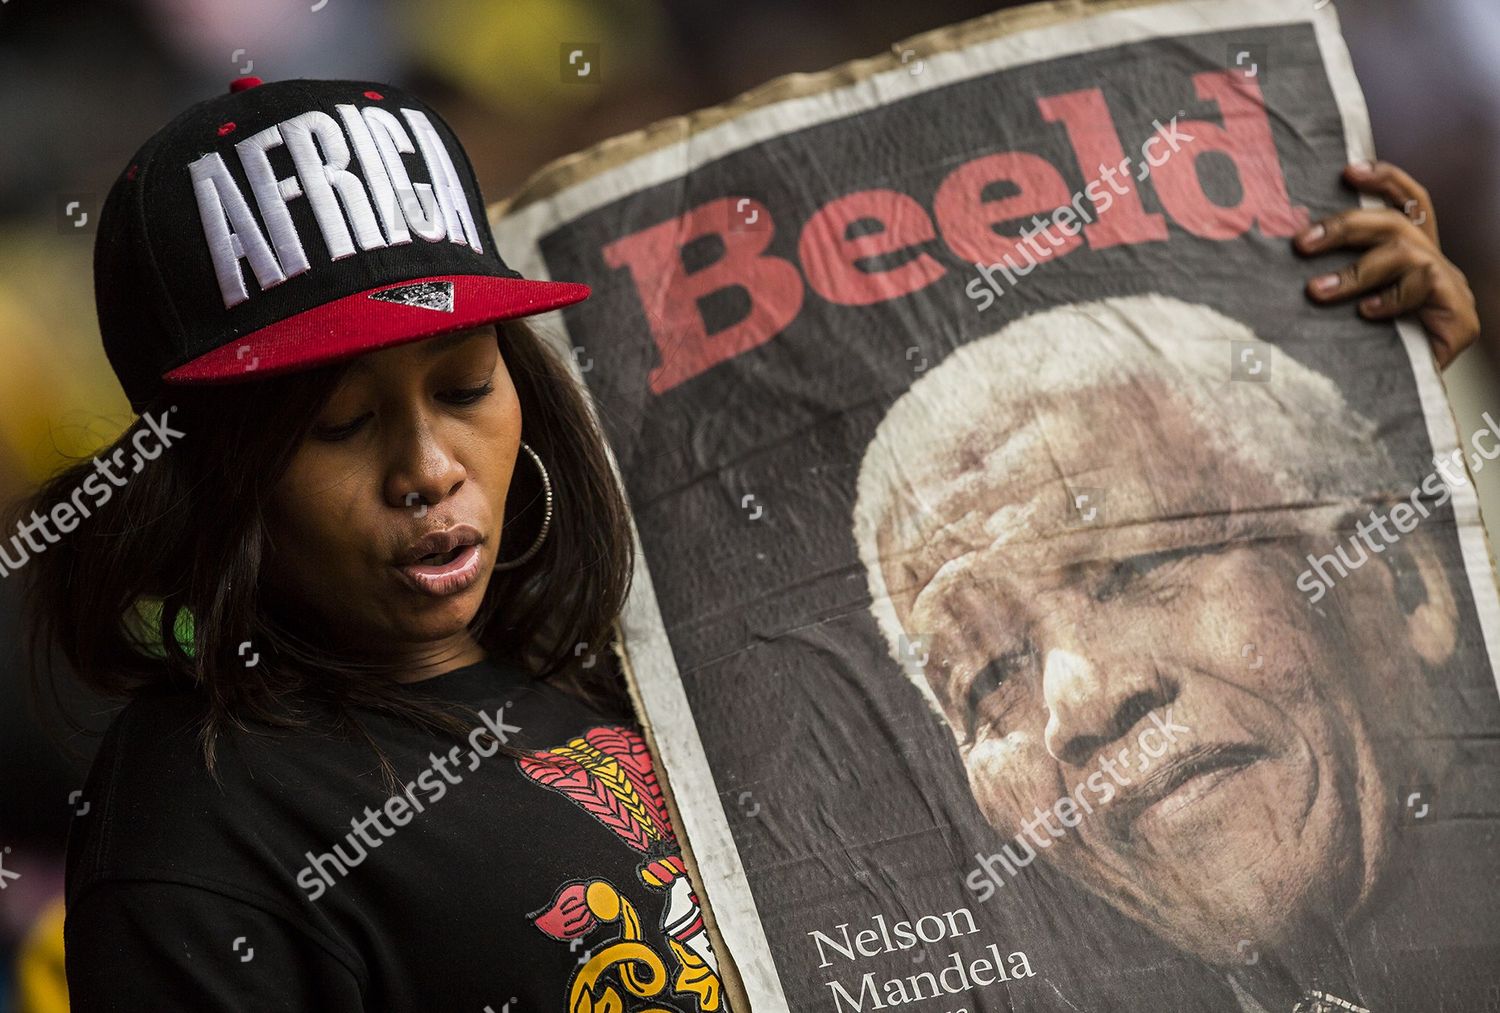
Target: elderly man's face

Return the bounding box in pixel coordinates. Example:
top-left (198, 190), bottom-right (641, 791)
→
top-left (883, 383), bottom-right (1425, 963)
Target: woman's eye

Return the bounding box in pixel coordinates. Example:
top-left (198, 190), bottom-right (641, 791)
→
top-left (443, 381), bottom-right (495, 406)
top-left (310, 381), bottom-right (494, 442)
top-left (311, 414), bottom-right (370, 442)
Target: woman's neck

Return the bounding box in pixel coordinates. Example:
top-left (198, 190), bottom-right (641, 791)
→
top-left (385, 634), bottom-right (489, 683)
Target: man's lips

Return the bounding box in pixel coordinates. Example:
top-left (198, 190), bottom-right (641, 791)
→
top-left (1104, 742), bottom-right (1267, 838)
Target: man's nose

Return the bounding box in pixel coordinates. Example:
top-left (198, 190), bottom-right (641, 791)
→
top-left (1041, 646), bottom-right (1175, 766)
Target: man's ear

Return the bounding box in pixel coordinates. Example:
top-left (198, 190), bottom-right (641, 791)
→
top-left (1388, 537), bottom-right (1457, 667)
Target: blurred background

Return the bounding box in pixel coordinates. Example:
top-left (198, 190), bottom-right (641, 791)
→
top-left (0, 0), bottom-right (1496, 1008)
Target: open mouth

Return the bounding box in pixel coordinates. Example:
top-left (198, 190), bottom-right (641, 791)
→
top-left (394, 541), bottom-right (484, 597)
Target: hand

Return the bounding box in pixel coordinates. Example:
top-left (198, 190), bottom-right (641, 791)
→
top-left (1294, 160), bottom-right (1479, 369)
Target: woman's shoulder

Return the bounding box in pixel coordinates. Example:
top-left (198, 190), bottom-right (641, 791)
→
top-left (77, 687), bottom-right (219, 813)
top-left (65, 686), bottom-right (325, 907)
top-left (64, 690), bottom-right (371, 991)
top-left (79, 684), bottom-right (284, 801)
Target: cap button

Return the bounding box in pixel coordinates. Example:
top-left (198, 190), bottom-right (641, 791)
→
top-left (229, 76), bottom-right (264, 93)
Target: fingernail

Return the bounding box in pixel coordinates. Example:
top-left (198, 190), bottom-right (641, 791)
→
top-left (1348, 159), bottom-right (1372, 173)
top-left (1360, 295), bottom-right (1382, 312)
top-left (1301, 224), bottom-right (1326, 243)
top-left (1313, 273), bottom-right (1340, 292)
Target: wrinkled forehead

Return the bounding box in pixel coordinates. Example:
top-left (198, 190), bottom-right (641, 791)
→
top-left (872, 383), bottom-right (1318, 595)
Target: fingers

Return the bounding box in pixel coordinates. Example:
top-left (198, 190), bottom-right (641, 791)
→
top-left (1305, 239), bottom-right (1435, 306)
top-left (1304, 236), bottom-right (1478, 369)
top-left (1354, 262), bottom-right (1438, 320)
top-left (1343, 159), bottom-right (1438, 244)
top-left (1297, 159), bottom-right (1477, 369)
top-left (1294, 206), bottom-right (1429, 256)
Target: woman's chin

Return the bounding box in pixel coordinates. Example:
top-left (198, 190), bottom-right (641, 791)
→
top-left (397, 584), bottom-right (489, 633)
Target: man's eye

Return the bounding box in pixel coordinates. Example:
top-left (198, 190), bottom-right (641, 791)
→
top-left (1093, 544), bottom-right (1215, 601)
top-left (443, 381), bottom-right (495, 406)
top-left (962, 648), bottom-right (1031, 741)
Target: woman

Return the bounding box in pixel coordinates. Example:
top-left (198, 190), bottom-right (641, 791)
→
top-left (13, 75), bottom-right (1478, 1010)
top-left (22, 76), bottom-right (729, 1012)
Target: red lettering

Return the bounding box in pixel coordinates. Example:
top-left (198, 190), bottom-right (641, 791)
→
top-left (598, 74), bottom-right (1310, 395)
top-left (601, 197), bottom-right (804, 394)
top-left (1150, 72), bottom-right (1308, 240)
top-left (932, 152), bottom-right (1083, 265)
top-left (799, 189), bottom-right (946, 305)
top-left (1038, 87), bottom-right (1168, 249)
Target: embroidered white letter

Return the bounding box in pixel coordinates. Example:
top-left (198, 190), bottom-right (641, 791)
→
top-left (279, 110), bottom-right (386, 260)
top-left (402, 109), bottom-right (484, 253)
top-left (361, 107), bottom-right (445, 243)
top-left (235, 124), bottom-right (312, 280)
top-left (336, 103), bottom-right (411, 248)
top-left (188, 152), bottom-right (287, 308)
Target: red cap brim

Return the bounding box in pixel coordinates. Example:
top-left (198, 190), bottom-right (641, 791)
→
top-left (162, 274), bottom-right (589, 384)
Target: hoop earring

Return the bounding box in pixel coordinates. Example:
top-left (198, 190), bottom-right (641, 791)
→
top-left (493, 441), bottom-right (553, 571)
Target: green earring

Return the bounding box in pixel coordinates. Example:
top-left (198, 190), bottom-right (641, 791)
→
top-left (127, 596), bottom-right (197, 659)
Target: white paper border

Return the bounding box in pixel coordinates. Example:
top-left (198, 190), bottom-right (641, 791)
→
top-left (493, 1), bottom-right (1500, 1003)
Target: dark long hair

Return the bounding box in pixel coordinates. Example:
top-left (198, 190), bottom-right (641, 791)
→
top-left (10, 317), bottom-right (636, 784)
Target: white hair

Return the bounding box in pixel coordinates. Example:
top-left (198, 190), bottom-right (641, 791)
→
top-left (851, 293), bottom-right (1393, 720)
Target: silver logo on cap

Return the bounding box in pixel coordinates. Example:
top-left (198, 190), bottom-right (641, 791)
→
top-left (368, 280), bottom-right (455, 312)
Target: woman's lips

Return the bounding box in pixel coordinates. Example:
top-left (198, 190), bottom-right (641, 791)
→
top-left (1105, 743), bottom-right (1267, 840)
top-left (394, 542), bottom-right (483, 597)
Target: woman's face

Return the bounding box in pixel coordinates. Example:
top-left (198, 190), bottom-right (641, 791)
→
top-left (264, 325), bottom-right (521, 669)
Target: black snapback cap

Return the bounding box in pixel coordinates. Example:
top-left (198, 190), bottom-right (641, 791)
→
top-left (95, 76), bottom-right (589, 412)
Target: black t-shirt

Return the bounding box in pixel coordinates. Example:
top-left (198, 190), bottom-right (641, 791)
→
top-left (63, 656), bottom-right (734, 1012)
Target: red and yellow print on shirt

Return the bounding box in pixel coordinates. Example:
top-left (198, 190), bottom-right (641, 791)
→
top-left (520, 726), bottom-right (725, 1013)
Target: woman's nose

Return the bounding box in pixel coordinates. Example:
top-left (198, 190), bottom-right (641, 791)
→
top-left (384, 417), bottom-right (465, 512)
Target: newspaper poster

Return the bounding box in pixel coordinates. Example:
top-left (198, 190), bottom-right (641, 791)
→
top-left (494, 1), bottom-right (1500, 1009)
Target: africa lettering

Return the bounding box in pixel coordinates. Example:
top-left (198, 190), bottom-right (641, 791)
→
top-left (189, 101), bottom-right (484, 309)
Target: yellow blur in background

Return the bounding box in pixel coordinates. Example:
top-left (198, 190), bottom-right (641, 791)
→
top-left (15, 900), bottom-right (66, 1013)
